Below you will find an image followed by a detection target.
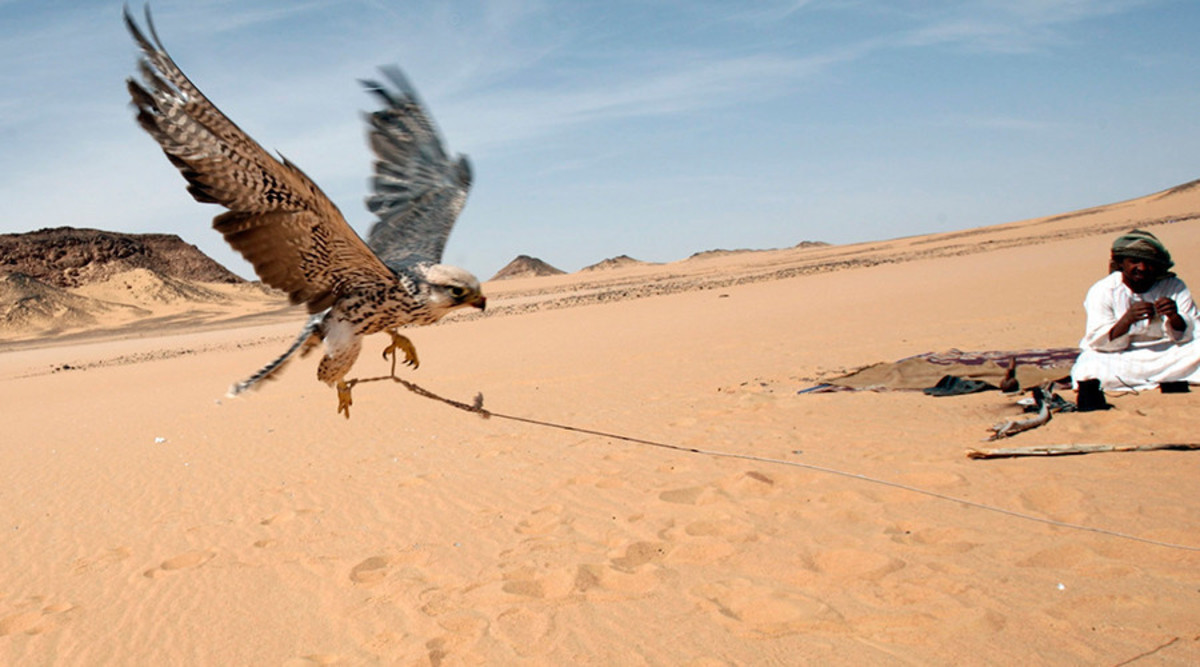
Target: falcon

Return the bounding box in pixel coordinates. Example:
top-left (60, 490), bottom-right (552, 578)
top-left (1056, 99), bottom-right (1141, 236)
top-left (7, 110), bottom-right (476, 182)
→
top-left (125, 7), bottom-right (486, 418)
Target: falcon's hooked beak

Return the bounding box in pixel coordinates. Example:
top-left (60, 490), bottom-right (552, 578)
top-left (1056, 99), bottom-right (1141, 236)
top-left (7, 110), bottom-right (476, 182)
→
top-left (470, 294), bottom-right (487, 310)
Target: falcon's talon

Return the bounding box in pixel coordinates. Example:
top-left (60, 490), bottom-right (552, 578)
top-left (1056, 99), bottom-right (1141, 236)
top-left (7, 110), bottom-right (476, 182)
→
top-left (336, 380), bottom-right (353, 419)
top-left (382, 330), bottom-right (419, 376)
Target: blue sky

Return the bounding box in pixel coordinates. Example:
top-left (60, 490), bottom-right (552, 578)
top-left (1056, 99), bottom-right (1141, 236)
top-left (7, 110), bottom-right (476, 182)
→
top-left (1, 1), bottom-right (1198, 279)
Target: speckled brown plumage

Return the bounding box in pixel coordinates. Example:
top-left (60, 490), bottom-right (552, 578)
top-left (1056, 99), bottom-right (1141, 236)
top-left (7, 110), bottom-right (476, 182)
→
top-left (126, 7), bottom-right (484, 417)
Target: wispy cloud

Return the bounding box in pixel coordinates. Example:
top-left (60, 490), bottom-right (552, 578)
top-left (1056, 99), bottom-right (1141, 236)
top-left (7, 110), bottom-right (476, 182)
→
top-left (928, 113), bottom-right (1061, 132)
top-left (891, 0), bottom-right (1158, 53)
top-left (0, 0), bottom-right (1193, 277)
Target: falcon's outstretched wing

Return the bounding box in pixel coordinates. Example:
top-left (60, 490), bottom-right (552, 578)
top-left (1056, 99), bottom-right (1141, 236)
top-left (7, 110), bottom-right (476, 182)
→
top-left (362, 67), bottom-right (473, 271)
top-left (124, 7), bottom-right (393, 313)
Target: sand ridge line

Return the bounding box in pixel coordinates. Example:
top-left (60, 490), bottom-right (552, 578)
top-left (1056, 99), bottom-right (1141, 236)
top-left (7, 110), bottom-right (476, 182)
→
top-left (453, 215), bottom-right (1198, 323)
top-left (9, 334), bottom-right (296, 379)
top-left (4, 208), bottom-right (1191, 352)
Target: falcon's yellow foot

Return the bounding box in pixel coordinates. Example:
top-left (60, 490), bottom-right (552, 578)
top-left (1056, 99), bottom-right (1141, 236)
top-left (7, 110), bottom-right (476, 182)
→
top-left (336, 380), bottom-right (353, 419)
top-left (382, 330), bottom-right (419, 376)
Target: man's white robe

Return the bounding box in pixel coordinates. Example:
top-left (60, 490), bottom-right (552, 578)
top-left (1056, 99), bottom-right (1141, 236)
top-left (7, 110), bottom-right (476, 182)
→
top-left (1071, 271), bottom-right (1200, 391)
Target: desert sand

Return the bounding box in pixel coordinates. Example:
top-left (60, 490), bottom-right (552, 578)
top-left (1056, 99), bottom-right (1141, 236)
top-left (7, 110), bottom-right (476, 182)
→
top-left (2, 183), bottom-right (1199, 665)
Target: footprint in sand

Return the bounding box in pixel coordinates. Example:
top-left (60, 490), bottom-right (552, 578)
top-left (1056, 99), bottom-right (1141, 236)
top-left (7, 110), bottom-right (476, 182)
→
top-left (349, 556), bottom-right (391, 586)
top-left (514, 505), bottom-right (568, 536)
top-left (260, 508), bottom-right (322, 526)
top-left (610, 541), bottom-right (670, 572)
top-left (0, 611), bottom-right (47, 637)
top-left (1017, 543), bottom-right (1104, 571)
top-left (281, 654), bottom-right (341, 667)
top-left (1019, 485), bottom-right (1090, 523)
top-left (662, 518), bottom-right (757, 564)
top-left (553, 542), bottom-right (673, 599)
top-left (0, 601), bottom-right (76, 637)
top-left (658, 486), bottom-right (720, 505)
top-left (72, 546), bottom-right (132, 574)
top-left (492, 607), bottom-right (559, 657)
top-left (691, 579), bottom-right (843, 638)
top-left (143, 550), bottom-right (216, 579)
top-left (499, 564), bottom-right (576, 599)
top-left (809, 548), bottom-right (906, 580)
top-left (886, 524), bottom-right (980, 554)
top-left (716, 471), bottom-right (778, 498)
top-left (348, 548), bottom-right (432, 588)
top-left (573, 563), bottom-right (660, 597)
top-left (422, 614), bottom-right (490, 665)
top-left (682, 518), bottom-right (758, 542)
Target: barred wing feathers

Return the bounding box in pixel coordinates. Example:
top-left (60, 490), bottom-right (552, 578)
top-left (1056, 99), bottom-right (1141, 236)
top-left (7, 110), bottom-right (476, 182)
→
top-left (124, 7), bottom-right (392, 313)
top-left (363, 67), bottom-right (472, 271)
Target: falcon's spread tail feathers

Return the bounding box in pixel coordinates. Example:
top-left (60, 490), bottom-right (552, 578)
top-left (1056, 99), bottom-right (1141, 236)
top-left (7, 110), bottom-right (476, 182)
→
top-left (227, 311), bottom-right (325, 397)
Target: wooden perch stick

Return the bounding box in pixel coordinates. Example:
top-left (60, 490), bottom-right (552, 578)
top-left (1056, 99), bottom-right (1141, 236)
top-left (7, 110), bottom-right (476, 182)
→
top-left (985, 386), bottom-right (1051, 441)
top-left (968, 442), bottom-right (1200, 459)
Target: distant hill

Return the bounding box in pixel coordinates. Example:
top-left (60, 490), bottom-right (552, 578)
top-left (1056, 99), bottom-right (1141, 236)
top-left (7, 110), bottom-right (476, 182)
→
top-left (580, 255), bottom-right (651, 272)
top-left (490, 255), bottom-right (566, 281)
top-left (0, 227), bottom-right (289, 341)
top-left (0, 227), bottom-right (243, 288)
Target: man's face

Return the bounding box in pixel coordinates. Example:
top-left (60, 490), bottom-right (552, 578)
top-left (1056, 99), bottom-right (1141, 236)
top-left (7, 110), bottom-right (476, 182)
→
top-left (1118, 256), bottom-right (1163, 293)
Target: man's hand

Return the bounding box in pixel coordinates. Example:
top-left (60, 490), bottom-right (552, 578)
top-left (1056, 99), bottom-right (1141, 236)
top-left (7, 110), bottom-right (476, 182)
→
top-left (1155, 297), bottom-right (1187, 332)
top-left (1124, 300), bottom-right (1157, 323)
top-left (1109, 300), bottom-right (1157, 340)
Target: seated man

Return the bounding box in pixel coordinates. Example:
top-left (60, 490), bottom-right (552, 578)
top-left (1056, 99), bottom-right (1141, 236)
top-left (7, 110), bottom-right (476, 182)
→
top-left (1071, 229), bottom-right (1200, 392)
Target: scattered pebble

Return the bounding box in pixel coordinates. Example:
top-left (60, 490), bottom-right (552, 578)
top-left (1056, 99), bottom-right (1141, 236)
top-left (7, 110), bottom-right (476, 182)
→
top-left (154, 437), bottom-right (167, 444)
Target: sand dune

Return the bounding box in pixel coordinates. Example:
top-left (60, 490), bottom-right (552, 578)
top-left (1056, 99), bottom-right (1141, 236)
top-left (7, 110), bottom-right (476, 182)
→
top-left (579, 255), bottom-right (653, 272)
top-left (0, 273), bottom-right (150, 336)
top-left (1, 183), bottom-right (1199, 664)
top-left (0, 268), bottom-right (290, 344)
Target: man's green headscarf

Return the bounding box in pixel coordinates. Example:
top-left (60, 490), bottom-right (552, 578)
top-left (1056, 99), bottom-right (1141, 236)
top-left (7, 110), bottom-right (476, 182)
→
top-left (1111, 229), bottom-right (1174, 270)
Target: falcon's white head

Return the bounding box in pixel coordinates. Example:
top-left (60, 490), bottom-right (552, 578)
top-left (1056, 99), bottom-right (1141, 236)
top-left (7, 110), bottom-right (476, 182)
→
top-left (422, 264), bottom-right (485, 315)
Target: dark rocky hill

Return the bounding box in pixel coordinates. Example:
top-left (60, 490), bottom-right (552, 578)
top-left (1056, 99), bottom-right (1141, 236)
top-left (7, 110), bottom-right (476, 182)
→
top-left (489, 255), bottom-right (566, 281)
top-left (0, 227), bottom-right (243, 288)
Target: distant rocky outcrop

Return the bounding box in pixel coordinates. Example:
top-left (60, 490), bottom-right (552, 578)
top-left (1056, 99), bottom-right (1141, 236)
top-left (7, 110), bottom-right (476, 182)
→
top-left (0, 227), bottom-right (243, 289)
top-left (686, 248), bottom-right (754, 261)
top-left (688, 240), bottom-right (828, 261)
top-left (490, 255), bottom-right (566, 281)
top-left (580, 255), bottom-right (650, 272)
top-left (0, 227), bottom-right (291, 341)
